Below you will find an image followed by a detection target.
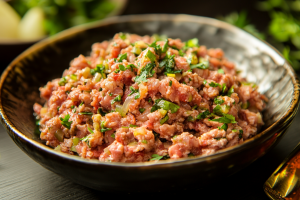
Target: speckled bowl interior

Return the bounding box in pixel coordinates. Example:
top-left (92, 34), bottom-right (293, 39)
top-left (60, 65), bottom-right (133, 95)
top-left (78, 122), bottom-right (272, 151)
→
top-left (0, 14), bottom-right (299, 192)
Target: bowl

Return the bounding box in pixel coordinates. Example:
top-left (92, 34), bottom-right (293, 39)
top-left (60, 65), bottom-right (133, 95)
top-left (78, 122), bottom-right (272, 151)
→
top-left (0, 0), bottom-right (127, 67)
top-left (0, 14), bottom-right (299, 192)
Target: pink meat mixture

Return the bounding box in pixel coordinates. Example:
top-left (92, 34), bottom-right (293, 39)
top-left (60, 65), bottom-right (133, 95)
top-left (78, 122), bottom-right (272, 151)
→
top-left (33, 33), bottom-right (268, 163)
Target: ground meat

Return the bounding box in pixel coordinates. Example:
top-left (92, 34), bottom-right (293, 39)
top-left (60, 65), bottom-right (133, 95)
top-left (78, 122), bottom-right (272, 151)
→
top-left (34, 33), bottom-right (267, 163)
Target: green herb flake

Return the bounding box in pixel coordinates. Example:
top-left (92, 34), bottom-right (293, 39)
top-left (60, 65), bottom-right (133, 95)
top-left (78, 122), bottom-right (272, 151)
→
top-left (78, 112), bottom-right (93, 115)
top-left (100, 121), bottom-right (112, 132)
top-left (97, 108), bottom-right (106, 116)
top-left (79, 102), bottom-right (84, 107)
top-left (239, 130), bottom-right (243, 139)
top-left (119, 33), bottom-right (126, 40)
top-left (214, 97), bottom-right (225, 105)
top-left (152, 99), bottom-right (180, 113)
top-left (203, 80), bottom-right (207, 85)
top-left (188, 153), bottom-right (194, 157)
top-left (162, 38), bottom-right (169, 53)
top-left (210, 114), bottom-right (237, 124)
top-left (90, 64), bottom-right (106, 79)
top-left (227, 86), bottom-right (234, 96)
top-left (70, 74), bottom-right (77, 81)
top-left (187, 116), bottom-right (195, 122)
top-left (139, 108), bottom-right (146, 113)
top-left (57, 106), bottom-right (60, 111)
top-left (129, 86), bottom-right (139, 96)
top-left (118, 64), bottom-right (126, 71)
top-left (221, 84), bottom-right (227, 94)
top-left (111, 132), bottom-right (116, 139)
top-left (142, 139), bottom-right (147, 144)
top-left (218, 69), bottom-right (225, 74)
top-left (126, 64), bottom-right (137, 72)
top-left (134, 92), bottom-right (140, 99)
top-left (117, 53), bottom-right (127, 62)
top-left (186, 38), bottom-right (199, 48)
top-left (160, 115), bottom-right (169, 125)
top-left (87, 127), bottom-right (94, 134)
top-left (60, 114), bottom-right (72, 129)
top-left (111, 95), bottom-right (121, 104)
top-left (71, 105), bottom-right (74, 109)
top-left (129, 124), bottom-right (138, 128)
top-left (109, 93), bottom-right (113, 96)
top-left (196, 110), bottom-right (211, 120)
top-left (209, 82), bottom-right (221, 88)
top-left (135, 63), bottom-right (156, 83)
top-left (150, 154), bottom-right (164, 161)
top-left (58, 77), bottom-right (67, 86)
top-left (219, 123), bottom-right (228, 131)
top-left (145, 49), bottom-right (156, 63)
top-left (190, 61), bottom-right (209, 70)
top-left (192, 105), bottom-right (198, 110)
top-left (169, 80), bottom-right (173, 86)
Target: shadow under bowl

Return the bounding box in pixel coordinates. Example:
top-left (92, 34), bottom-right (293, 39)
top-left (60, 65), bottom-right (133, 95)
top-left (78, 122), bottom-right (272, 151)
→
top-left (0, 14), bottom-right (299, 192)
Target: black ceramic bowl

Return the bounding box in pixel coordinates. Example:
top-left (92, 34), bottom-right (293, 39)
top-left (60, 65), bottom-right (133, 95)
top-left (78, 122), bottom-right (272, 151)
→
top-left (0, 14), bottom-right (299, 192)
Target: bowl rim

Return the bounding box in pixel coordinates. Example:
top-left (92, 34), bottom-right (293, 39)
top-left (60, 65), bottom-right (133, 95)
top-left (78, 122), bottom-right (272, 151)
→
top-left (0, 14), bottom-right (299, 168)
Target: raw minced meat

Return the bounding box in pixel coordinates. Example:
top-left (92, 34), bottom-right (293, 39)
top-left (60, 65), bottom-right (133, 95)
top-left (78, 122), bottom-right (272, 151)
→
top-left (33, 33), bottom-right (267, 163)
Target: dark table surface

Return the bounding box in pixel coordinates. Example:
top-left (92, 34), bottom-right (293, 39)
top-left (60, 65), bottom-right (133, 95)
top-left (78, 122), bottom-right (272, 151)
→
top-left (0, 0), bottom-right (299, 199)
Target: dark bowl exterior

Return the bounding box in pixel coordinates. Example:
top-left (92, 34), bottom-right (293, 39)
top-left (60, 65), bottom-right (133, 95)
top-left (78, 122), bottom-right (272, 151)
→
top-left (0, 14), bottom-right (299, 192)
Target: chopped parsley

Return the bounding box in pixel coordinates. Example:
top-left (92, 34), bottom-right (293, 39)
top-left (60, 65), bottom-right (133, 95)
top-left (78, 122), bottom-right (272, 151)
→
top-left (145, 50), bottom-right (156, 62)
top-left (139, 108), bottom-right (146, 113)
top-left (218, 123), bottom-right (228, 131)
top-left (203, 80), bottom-right (207, 85)
top-left (90, 64), bottom-right (106, 79)
top-left (118, 64), bottom-right (126, 71)
top-left (239, 130), bottom-right (243, 139)
top-left (71, 105), bottom-right (74, 109)
top-left (79, 102), bottom-right (84, 107)
top-left (111, 132), bottom-right (115, 139)
top-left (227, 86), bottom-right (234, 96)
top-left (57, 106), bottom-right (60, 111)
top-left (126, 64), bottom-right (137, 72)
top-left (109, 93), bottom-right (113, 96)
top-left (129, 124), bottom-right (138, 127)
top-left (117, 53), bottom-right (127, 62)
top-left (100, 121), bottom-right (112, 132)
top-left (135, 92), bottom-right (140, 99)
top-left (218, 69), bottom-right (225, 74)
top-left (221, 84), bottom-right (227, 94)
top-left (210, 114), bottom-right (237, 124)
top-left (78, 112), bottom-right (93, 115)
top-left (185, 38), bottom-right (199, 48)
top-left (196, 110), bottom-right (211, 120)
top-left (142, 139), bottom-right (147, 144)
top-left (129, 86), bottom-right (139, 96)
top-left (58, 77), bottom-right (67, 86)
top-left (119, 33), bottom-right (126, 40)
top-left (87, 127), bottom-right (94, 134)
top-left (150, 154), bottom-right (164, 161)
top-left (160, 115), bottom-right (169, 125)
top-left (60, 114), bottom-right (72, 129)
top-left (149, 41), bottom-right (162, 56)
top-left (192, 105), bottom-right (198, 110)
top-left (111, 95), bottom-right (121, 104)
top-left (97, 108), bottom-right (106, 116)
top-left (169, 80), bottom-right (172, 86)
top-left (151, 99), bottom-right (180, 113)
top-left (209, 82), bottom-right (221, 88)
top-left (135, 63), bottom-right (156, 83)
top-left (190, 61), bottom-right (209, 70)
top-left (162, 38), bottom-right (169, 53)
top-left (187, 116), bottom-right (195, 122)
top-left (214, 97), bottom-right (225, 105)
top-left (70, 74), bottom-right (77, 81)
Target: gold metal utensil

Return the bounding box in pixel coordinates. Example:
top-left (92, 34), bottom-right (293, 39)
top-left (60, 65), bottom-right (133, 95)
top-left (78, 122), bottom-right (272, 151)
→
top-left (264, 142), bottom-right (300, 199)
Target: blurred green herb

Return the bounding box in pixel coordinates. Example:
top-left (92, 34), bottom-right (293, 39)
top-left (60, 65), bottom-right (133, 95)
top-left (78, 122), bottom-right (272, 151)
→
top-left (10, 0), bottom-right (116, 35)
